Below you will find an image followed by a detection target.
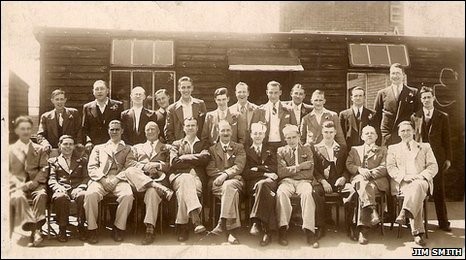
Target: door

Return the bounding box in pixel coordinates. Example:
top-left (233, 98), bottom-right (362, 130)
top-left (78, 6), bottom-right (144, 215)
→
top-left (239, 71), bottom-right (293, 105)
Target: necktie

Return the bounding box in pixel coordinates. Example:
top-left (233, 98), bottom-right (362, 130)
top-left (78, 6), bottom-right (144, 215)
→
top-left (256, 146), bottom-right (261, 156)
top-left (240, 105), bottom-right (246, 114)
top-left (223, 145), bottom-right (228, 153)
top-left (356, 110), bottom-right (360, 120)
top-left (150, 142), bottom-right (155, 157)
top-left (58, 112), bottom-right (64, 127)
top-left (272, 104), bottom-right (277, 115)
top-left (406, 142), bottom-right (411, 151)
top-left (290, 148), bottom-right (296, 166)
top-left (362, 147), bottom-right (369, 168)
top-left (425, 111), bottom-right (431, 124)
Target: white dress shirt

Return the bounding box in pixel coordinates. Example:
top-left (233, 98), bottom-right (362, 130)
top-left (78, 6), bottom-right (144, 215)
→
top-left (132, 106), bottom-right (143, 132)
top-left (392, 84), bottom-right (403, 100)
top-left (352, 106), bottom-right (363, 120)
top-left (180, 97), bottom-right (194, 120)
top-left (423, 107), bottom-right (434, 120)
top-left (267, 102), bottom-right (281, 142)
top-left (402, 140), bottom-right (417, 175)
top-left (96, 98), bottom-right (109, 114)
top-left (293, 103), bottom-right (302, 125)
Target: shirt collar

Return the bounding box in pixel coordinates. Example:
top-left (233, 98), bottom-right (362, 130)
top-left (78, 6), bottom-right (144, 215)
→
top-left (183, 136), bottom-right (200, 145)
top-left (220, 141), bottom-right (230, 148)
top-left (352, 106), bottom-right (362, 115)
top-left (267, 101), bottom-right (279, 108)
top-left (95, 98), bottom-right (109, 107)
top-left (146, 139), bottom-right (159, 146)
top-left (132, 106), bottom-right (143, 113)
top-left (310, 107), bottom-right (328, 116)
top-left (107, 139), bottom-right (125, 146)
top-left (316, 139), bottom-right (339, 149)
top-left (251, 143), bottom-right (262, 150)
top-left (423, 107), bottom-right (434, 117)
top-left (179, 97), bottom-right (193, 106)
top-left (292, 102), bottom-right (302, 110)
top-left (15, 139), bottom-right (31, 150)
top-left (158, 107), bottom-right (166, 114)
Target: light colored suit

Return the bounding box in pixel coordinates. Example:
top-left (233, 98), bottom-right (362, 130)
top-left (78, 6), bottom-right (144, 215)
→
top-left (229, 101), bottom-right (257, 145)
top-left (206, 141), bottom-right (246, 230)
top-left (387, 141), bottom-right (438, 235)
top-left (37, 107), bottom-right (82, 148)
top-left (164, 97), bottom-right (207, 143)
top-left (84, 141), bottom-right (136, 230)
top-left (300, 108), bottom-right (347, 149)
top-left (202, 109), bottom-right (239, 147)
top-left (9, 140), bottom-right (49, 229)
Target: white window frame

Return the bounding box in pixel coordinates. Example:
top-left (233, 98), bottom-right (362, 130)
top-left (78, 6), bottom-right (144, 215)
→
top-left (111, 39), bottom-right (175, 67)
top-left (349, 43), bottom-right (410, 68)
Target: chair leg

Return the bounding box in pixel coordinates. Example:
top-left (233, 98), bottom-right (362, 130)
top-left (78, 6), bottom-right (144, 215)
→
top-left (380, 196), bottom-right (385, 235)
top-left (47, 206), bottom-right (52, 239)
top-left (424, 199), bottom-right (428, 239)
top-left (335, 203), bottom-right (340, 231)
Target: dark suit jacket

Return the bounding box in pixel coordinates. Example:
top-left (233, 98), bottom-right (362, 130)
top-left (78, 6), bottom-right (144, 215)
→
top-left (282, 101), bottom-right (313, 126)
top-left (411, 109), bottom-right (452, 165)
top-left (345, 145), bottom-right (389, 193)
top-left (251, 102), bottom-right (292, 145)
top-left (164, 98), bottom-right (207, 144)
top-left (169, 138), bottom-right (210, 184)
top-left (300, 108), bottom-right (347, 149)
top-left (373, 85), bottom-right (420, 146)
top-left (243, 143), bottom-right (277, 183)
top-left (82, 99), bottom-right (124, 145)
top-left (206, 141), bottom-right (246, 179)
top-left (48, 154), bottom-right (89, 192)
top-left (155, 108), bottom-right (168, 142)
top-left (339, 107), bottom-right (375, 148)
top-left (314, 141), bottom-right (350, 190)
top-left (202, 109), bottom-right (239, 147)
top-left (37, 107), bottom-right (82, 148)
top-left (121, 107), bottom-right (158, 145)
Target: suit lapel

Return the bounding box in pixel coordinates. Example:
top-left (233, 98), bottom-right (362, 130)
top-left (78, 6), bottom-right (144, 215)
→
top-left (348, 109), bottom-right (358, 132)
top-left (175, 103), bottom-right (184, 123)
top-left (429, 109), bottom-right (439, 136)
top-left (151, 141), bottom-right (163, 160)
top-left (57, 154), bottom-right (71, 174)
top-left (246, 102), bottom-right (254, 126)
top-left (62, 108), bottom-right (72, 132)
top-left (128, 109), bottom-right (136, 131)
top-left (49, 111), bottom-right (59, 139)
top-left (192, 101), bottom-right (200, 119)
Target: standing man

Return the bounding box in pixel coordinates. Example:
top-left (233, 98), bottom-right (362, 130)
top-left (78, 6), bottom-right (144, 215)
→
top-left (411, 86), bottom-right (452, 231)
top-left (206, 120), bottom-right (246, 244)
top-left (202, 87), bottom-right (239, 147)
top-left (339, 87), bottom-right (375, 148)
top-left (9, 116), bottom-right (48, 247)
top-left (387, 121), bottom-right (438, 246)
top-left (301, 90), bottom-right (346, 149)
top-left (169, 117), bottom-right (210, 242)
top-left (283, 83), bottom-right (313, 127)
top-left (346, 126), bottom-right (389, 244)
top-left (84, 120), bottom-right (136, 244)
top-left (229, 82), bottom-right (257, 146)
top-left (154, 89), bottom-right (171, 142)
top-left (374, 63), bottom-right (420, 146)
top-left (276, 124), bottom-right (321, 248)
top-left (165, 76), bottom-right (207, 144)
top-left (251, 81), bottom-right (292, 152)
top-left (37, 89), bottom-right (82, 150)
top-left (121, 86), bottom-right (157, 145)
top-left (82, 80), bottom-right (124, 150)
top-left (243, 122), bottom-right (278, 246)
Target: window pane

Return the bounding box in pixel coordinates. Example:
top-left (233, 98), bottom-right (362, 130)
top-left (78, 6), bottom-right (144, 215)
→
top-left (154, 71), bottom-right (175, 103)
top-left (154, 41), bottom-right (174, 66)
top-left (113, 40), bottom-right (132, 65)
top-left (133, 71), bottom-right (153, 109)
top-left (110, 71), bottom-right (131, 110)
top-left (349, 44), bottom-right (369, 66)
top-left (368, 45), bottom-right (390, 66)
top-left (133, 40), bottom-right (153, 65)
top-left (388, 45), bottom-right (408, 66)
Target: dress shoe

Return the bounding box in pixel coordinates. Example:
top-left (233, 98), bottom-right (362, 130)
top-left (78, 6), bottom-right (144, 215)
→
top-left (260, 233), bottom-right (271, 246)
top-left (395, 209), bottom-right (407, 225)
top-left (414, 235), bottom-right (426, 246)
top-left (194, 224), bottom-right (206, 234)
top-left (227, 233), bottom-right (240, 244)
top-left (358, 232), bottom-right (368, 245)
top-left (210, 223), bottom-right (224, 236)
top-left (77, 225), bottom-right (87, 241)
top-left (177, 226), bottom-right (189, 242)
top-left (439, 222), bottom-right (452, 232)
top-left (112, 227), bottom-right (124, 242)
top-left (306, 230), bottom-right (319, 248)
top-left (87, 229), bottom-right (98, 244)
top-left (142, 232), bottom-right (155, 245)
top-left (370, 208), bottom-right (381, 226)
top-left (58, 228), bottom-right (68, 242)
top-left (31, 230), bottom-right (44, 247)
top-left (278, 227), bottom-right (288, 246)
top-left (249, 223), bottom-right (260, 236)
top-left (22, 222), bottom-right (35, 232)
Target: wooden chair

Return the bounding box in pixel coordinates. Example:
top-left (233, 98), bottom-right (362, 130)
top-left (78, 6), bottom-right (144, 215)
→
top-left (391, 194), bottom-right (429, 238)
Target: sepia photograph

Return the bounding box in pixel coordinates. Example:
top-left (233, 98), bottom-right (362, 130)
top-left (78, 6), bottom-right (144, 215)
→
top-left (1, 1), bottom-right (464, 258)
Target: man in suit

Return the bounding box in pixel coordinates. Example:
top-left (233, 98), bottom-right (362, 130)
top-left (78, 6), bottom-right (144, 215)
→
top-left (387, 121), bottom-right (438, 246)
top-left (121, 86), bottom-right (157, 145)
top-left (251, 81), bottom-right (292, 152)
top-left (411, 86), bottom-right (452, 231)
top-left (165, 76), bottom-right (207, 144)
top-left (374, 63), bottom-right (420, 146)
top-left (339, 87), bottom-right (375, 148)
top-left (243, 122), bottom-right (278, 246)
top-left (9, 116), bottom-right (48, 247)
top-left (84, 120), bottom-right (137, 244)
top-left (301, 90), bottom-right (346, 149)
top-left (202, 87), bottom-right (239, 147)
top-left (119, 121), bottom-right (174, 245)
top-left (283, 83), bottom-right (313, 127)
top-left (276, 124), bottom-right (322, 248)
top-left (206, 120), bottom-right (246, 244)
top-left (48, 135), bottom-right (89, 242)
top-left (346, 126), bottom-right (389, 244)
top-left (169, 117), bottom-right (210, 242)
top-left (37, 89), bottom-right (82, 150)
top-left (313, 121), bottom-right (350, 231)
top-left (154, 89), bottom-right (171, 142)
top-left (82, 80), bottom-right (124, 151)
top-left (229, 82), bottom-right (257, 146)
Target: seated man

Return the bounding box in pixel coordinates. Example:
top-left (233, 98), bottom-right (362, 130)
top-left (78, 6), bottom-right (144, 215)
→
top-left (120, 121), bottom-right (174, 245)
top-left (9, 116), bottom-right (48, 247)
top-left (313, 121), bottom-right (350, 229)
top-left (48, 135), bottom-right (89, 242)
top-left (206, 120), bottom-right (246, 244)
top-left (243, 122), bottom-right (278, 247)
top-left (387, 121), bottom-right (438, 246)
top-left (169, 118), bottom-right (210, 242)
top-left (84, 120), bottom-right (137, 244)
top-left (346, 126), bottom-right (389, 244)
top-left (276, 124), bottom-right (322, 248)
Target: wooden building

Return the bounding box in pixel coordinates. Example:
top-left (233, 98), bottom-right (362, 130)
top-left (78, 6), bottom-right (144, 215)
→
top-left (33, 27), bottom-right (464, 200)
top-left (8, 71), bottom-right (30, 143)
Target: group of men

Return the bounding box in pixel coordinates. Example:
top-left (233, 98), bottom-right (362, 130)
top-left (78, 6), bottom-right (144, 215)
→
top-left (9, 63), bottom-right (451, 248)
